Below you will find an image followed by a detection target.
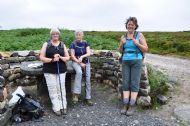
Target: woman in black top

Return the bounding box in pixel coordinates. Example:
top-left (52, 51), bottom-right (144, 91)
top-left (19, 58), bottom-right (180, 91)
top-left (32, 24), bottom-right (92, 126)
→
top-left (40, 28), bottom-right (70, 116)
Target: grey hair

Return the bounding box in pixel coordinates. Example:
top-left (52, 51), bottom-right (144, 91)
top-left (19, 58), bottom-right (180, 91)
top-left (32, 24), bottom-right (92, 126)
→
top-left (50, 27), bottom-right (60, 35)
top-left (74, 29), bottom-right (84, 37)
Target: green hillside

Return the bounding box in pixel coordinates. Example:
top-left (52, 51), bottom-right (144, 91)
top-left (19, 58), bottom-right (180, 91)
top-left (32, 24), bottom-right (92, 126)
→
top-left (0, 28), bottom-right (190, 58)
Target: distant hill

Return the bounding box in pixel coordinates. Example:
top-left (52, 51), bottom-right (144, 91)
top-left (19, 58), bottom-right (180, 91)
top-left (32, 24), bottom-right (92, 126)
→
top-left (0, 28), bottom-right (190, 59)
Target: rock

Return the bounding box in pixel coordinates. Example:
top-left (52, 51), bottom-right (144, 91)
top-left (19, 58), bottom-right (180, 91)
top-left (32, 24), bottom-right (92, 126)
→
top-left (105, 70), bottom-right (113, 76)
top-left (140, 80), bottom-right (149, 89)
top-left (20, 61), bottom-right (43, 76)
top-left (95, 73), bottom-right (102, 78)
top-left (0, 87), bottom-right (7, 102)
top-left (25, 56), bottom-right (37, 61)
top-left (112, 52), bottom-right (120, 59)
top-left (8, 73), bottom-right (21, 81)
top-left (17, 51), bottom-right (30, 57)
top-left (0, 64), bottom-right (10, 70)
top-left (27, 51), bottom-right (36, 56)
top-left (157, 95), bottom-right (168, 105)
top-left (105, 51), bottom-right (113, 57)
top-left (10, 52), bottom-right (19, 57)
top-left (0, 59), bottom-right (9, 64)
top-left (137, 96), bottom-right (151, 107)
top-left (6, 57), bottom-right (20, 63)
top-left (108, 76), bottom-right (117, 85)
top-left (0, 107), bottom-right (12, 126)
top-left (0, 88), bottom-right (4, 102)
top-left (9, 63), bottom-right (21, 69)
top-left (118, 84), bottom-right (122, 93)
top-left (141, 65), bottom-right (148, 81)
top-left (0, 67), bottom-right (3, 75)
top-left (103, 80), bottom-right (109, 84)
top-left (13, 68), bottom-right (21, 74)
top-left (2, 69), bottom-right (13, 78)
top-left (139, 86), bottom-right (150, 96)
top-left (0, 100), bottom-right (7, 111)
top-left (96, 69), bottom-right (104, 74)
top-left (0, 76), bottom-right (5, 85)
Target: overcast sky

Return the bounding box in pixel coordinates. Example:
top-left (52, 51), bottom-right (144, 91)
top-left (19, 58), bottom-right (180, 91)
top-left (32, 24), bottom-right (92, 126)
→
top-left (0, 0), bottom-right (189, 31)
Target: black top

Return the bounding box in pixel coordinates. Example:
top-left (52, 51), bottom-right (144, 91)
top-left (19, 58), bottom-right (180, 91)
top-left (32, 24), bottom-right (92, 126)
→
top-left (43, 42), bottom-right (67, 74)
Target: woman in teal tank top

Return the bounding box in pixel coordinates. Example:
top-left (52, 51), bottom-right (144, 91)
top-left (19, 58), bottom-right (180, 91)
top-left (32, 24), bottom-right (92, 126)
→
top-left (118, 17), bottom-right (148, 116)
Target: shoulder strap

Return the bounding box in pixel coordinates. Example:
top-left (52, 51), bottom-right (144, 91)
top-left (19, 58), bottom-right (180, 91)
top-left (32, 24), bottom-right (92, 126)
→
top-left (134, 32), bottom-right (144, 59)
top-left (46, 40), bottom-right (64, 49)
top-left (46, 40), bottom-right (52, 49)
top-left (60, 41), bottom-right (64, 49)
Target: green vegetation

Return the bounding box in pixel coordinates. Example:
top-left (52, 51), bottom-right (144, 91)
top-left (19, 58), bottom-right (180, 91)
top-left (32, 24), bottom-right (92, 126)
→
top-left (0, 28), bottom-right (190, 58)
top-left (147, 64), bottom-right (169, 109)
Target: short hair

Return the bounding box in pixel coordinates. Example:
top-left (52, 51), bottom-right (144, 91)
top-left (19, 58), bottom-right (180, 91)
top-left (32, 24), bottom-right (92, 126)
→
top-left (74, 29), bottom-right (84, 37)
top-left (50, 27), bottom-right (60, 35)
top-left (125, 17), bottom-right (139, 30)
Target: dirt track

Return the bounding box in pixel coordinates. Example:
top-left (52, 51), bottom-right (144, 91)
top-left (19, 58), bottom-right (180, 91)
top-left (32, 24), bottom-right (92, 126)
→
top-left (145, 53), bottom-right (190, 124)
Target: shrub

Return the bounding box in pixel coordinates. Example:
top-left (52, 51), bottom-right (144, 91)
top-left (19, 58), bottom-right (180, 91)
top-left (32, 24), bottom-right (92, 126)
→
top-left (147, 64), bottom-right (169, 108)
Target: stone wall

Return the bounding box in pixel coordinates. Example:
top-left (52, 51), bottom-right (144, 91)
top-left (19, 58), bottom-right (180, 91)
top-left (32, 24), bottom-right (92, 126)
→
top-left (90, 50), bottom-right (151, 106)
top-left (0, 51), bottom-right (39, 88)
top-left (0, 50), bottom-right (151, 115)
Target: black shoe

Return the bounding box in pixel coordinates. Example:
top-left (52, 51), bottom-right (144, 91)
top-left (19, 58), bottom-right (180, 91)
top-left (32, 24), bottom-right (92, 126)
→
top-left (126, 105), bottom-right (136, 116)
top-left (120, 105), bottom-right (127, 115)
top-left (54, 111), bottom-right (61, 116)
top-left (85, 99), bottom-right (93, 106)
top-left (61, 109), bottom-right (67, 115)
top-left (72, 94), bottom-right (79, 104)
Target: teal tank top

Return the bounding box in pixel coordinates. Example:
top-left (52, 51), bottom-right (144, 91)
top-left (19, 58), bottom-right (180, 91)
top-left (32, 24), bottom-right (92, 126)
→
top-left (122, 32), bottom-right (143, 61)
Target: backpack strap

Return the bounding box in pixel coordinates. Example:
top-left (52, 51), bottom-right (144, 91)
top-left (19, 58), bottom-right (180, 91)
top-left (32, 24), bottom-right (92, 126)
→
top-left (46, 40), bottom-right (64, 49)
top-left (120, 31), bottom-right (144, 60)
top-left (134, 32), bottom-right (144, 59)
top-left (73, 40), bottom-right (87, 49)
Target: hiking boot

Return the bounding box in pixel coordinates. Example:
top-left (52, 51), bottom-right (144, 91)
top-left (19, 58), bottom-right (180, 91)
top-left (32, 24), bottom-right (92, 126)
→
top-left (126, 105), bottom-right (136, 116)
top-left (85, 99), bottom-right (93, 106)
top-left (120, 105), bottom-right (127, 115)
top-left (54, 111), bottom-right (61, 116)
top-left (61, 109), bottom-right (67, 115)
top-left (72, 94), bottom-right (79, 104)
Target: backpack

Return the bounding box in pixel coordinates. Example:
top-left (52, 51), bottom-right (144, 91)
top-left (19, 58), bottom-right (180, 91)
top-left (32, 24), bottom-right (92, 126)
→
top-left (119, 31), bottom-right (144, 63)
top-left (12, 94), bottom-right (44, 123)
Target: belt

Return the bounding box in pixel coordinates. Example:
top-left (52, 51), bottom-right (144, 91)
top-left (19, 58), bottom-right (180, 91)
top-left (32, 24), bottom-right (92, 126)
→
top-left (126, 51), bottom-right (139, 54)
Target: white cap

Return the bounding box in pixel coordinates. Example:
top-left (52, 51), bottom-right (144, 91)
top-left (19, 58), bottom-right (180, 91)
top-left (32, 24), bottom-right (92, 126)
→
top-left (50, 27), bottom-right (60, 35)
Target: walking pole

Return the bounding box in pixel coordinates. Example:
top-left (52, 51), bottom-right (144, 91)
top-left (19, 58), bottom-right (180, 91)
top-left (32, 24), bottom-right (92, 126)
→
top-left (57, 61), bottom-right (64, 110)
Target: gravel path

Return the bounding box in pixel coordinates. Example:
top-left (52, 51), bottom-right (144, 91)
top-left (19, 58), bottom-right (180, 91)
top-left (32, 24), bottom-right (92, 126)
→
top-left (12, 53), bottom-right (190, 126)
top-left (145, 53), bottom-right (190, 104)
top-left (12, 84), bottom-right (170, 126)
top-left (145, 53), bottom-right (190, 125)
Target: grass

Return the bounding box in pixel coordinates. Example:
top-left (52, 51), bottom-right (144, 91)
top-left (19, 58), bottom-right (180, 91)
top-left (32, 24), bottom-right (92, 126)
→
top-left (147, 64), bottom-right (170, 109)
top-left (1, 28), bottom-right (190, 59)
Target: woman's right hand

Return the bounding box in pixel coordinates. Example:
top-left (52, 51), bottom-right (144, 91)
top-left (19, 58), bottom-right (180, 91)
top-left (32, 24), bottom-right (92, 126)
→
top-left (53, 54), bottom-right (60, 61)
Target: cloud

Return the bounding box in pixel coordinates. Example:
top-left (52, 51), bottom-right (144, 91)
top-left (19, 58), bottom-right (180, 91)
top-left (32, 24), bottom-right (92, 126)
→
top-left (0, 0), bottom-right (190, 31)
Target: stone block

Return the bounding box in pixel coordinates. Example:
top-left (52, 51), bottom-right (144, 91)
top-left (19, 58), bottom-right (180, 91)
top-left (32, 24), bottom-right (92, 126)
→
top-left (1, 64), bottom-right (10, 70)
top-left (137, 96), bottom-right (151, 107)
top-left (0, 76), bottom-right (5, 85)
top-left (2, 69), bottom-right (13, 78)
top-left (8, 73), bottom-right (21, 81)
